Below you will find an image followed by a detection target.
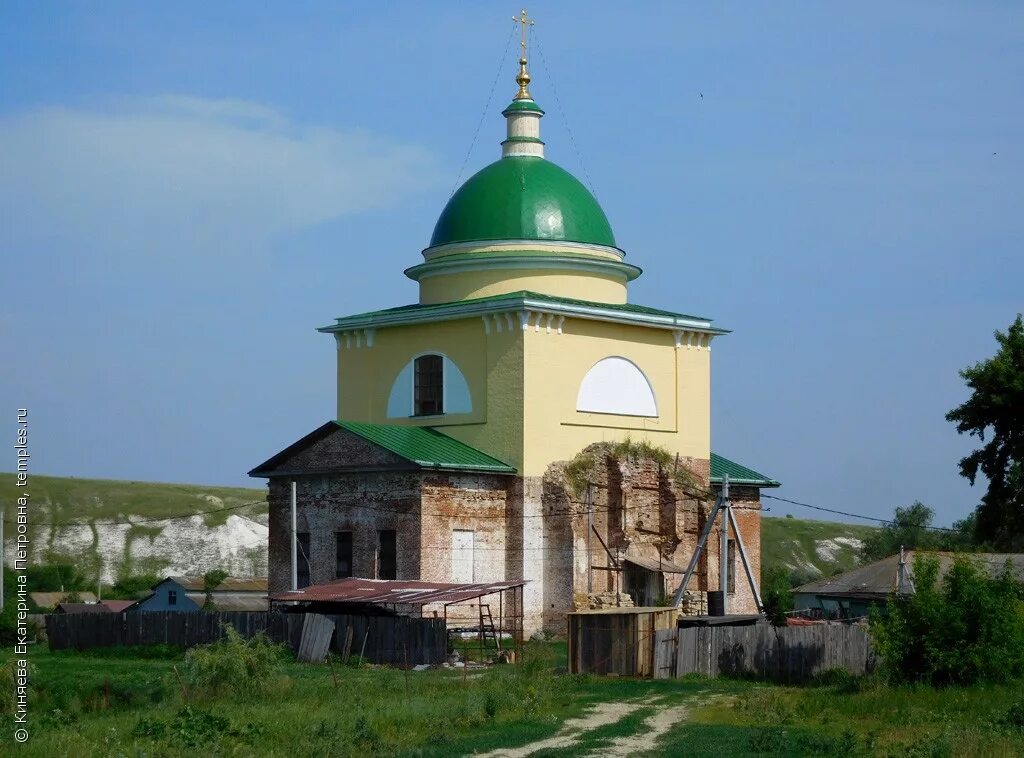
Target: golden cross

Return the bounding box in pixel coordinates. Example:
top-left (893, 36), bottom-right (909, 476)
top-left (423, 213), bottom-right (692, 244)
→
top-left (513, 9), bottom-right (534, 59)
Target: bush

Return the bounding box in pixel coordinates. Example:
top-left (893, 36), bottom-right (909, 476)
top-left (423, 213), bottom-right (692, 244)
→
top-left (870, 554), bottom-right (1024, 686)
top-left (760, 567), bottom-right (794, 626)
top-left (108, 573), bottom-right (160, 600)
top-left (180, 625), bottom-right (287, 698)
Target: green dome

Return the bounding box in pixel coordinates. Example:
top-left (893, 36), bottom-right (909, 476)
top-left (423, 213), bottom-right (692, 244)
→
top-left (430, 156), bottom-right (616, 248)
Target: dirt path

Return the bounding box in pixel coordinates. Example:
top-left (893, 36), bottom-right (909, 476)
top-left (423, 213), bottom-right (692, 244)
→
top-left (479, 694), bottom-right (699, 757)
top-left (589, 701), bottom-right (692, 757)
top-left (479, 700), bottom-right (647, 757)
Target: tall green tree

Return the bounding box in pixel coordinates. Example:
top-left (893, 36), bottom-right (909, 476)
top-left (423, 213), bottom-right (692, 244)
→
top-left (946, 314), bottom-right (1024, 549)
top-left (202, 568), bottom-right (229, 611)
top-left (861, 502), bottom-right (943, 562)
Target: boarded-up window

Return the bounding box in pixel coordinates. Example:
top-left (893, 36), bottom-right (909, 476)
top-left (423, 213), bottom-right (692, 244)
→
top-left (336, 531), bottom-right (353, 578)
top-left (414, 354), bottom-right (444, 416)
top-left (452, 530), bottom-right (474, 583)
top-left (377, 530), bottom-right (397, 580)
top-left (297, 532), bottom-right (311, 588)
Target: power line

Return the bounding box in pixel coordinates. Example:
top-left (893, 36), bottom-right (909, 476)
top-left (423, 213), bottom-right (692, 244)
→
top-left (448, 22), bottom-right (517, 197)
top-left (762, 494), bottom-right (961, 533)
top-left (4, 480), bottom-right (716, 528)
top-left (532, 29), bottom-right (599, 198)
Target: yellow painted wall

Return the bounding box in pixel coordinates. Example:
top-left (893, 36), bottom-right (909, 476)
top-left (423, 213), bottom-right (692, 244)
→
top-left (336, 318), bottom-right (526, 471)
top-left (335, 314), bottom-right (711, 477)
top-left (418, 267), bottom-right (628, 305)
top-left (521, 318), bottom-right (710, 476)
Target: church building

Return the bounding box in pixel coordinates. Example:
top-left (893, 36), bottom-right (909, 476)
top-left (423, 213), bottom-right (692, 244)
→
top-left (250, 33), bottom-right (778, 634)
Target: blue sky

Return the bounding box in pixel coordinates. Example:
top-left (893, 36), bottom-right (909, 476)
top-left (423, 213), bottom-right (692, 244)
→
top-left (2, 2), bottom-right (1021, 527)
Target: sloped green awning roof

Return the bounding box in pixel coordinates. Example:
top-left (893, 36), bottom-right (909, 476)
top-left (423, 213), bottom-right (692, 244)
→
top-left (336, 421), bottom-right (515, 474)
top-left (710, 453), bottom-right (780, 488)
top-left (249, 420), bottom-right (516, 478)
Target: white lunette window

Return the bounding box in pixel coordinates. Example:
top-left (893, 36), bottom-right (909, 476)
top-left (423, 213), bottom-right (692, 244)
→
top-left (576, 356), bottom-right (658, 417)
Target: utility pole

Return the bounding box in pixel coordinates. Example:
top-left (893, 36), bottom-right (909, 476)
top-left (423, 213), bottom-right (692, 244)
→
top-left (586, 483), bottom-right (594, 594)
top-left (1, 510), bottom-right (4, 609)
top-left (290, 480), bottom-right (298, 592)
top-left (672, 474), bottom-right (763, 613)
top-left (719, 475), bottom-right (730, 614)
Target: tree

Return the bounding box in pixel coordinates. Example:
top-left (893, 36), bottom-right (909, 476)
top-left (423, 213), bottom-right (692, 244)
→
top-left (109, 573), bottom-right (160, 600)
top-left (202, 568), bottom-right (229, 611)
top-left (760, 567), bottom-right (794, 626)
top-left (870, 554), bottom-right (1024, 686)
top-left (861, 502), bottom-right (945, 562)
top-left (946, 314), bottom-right (1024, 549)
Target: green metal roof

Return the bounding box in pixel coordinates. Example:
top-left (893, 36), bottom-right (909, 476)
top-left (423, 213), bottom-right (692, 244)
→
top-left (335, 421), bottom-right (515, 474)
top-left (319, 290), bottom-right (721, 334)
top-left (502, 99), bottom-right (544, 114)
top-left (710, 453), bottom-right (780, 488)
top-left (430, 156), bottom-right (616, 248)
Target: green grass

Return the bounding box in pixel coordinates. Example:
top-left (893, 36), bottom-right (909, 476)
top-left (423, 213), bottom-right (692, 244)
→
top-left (3, 644), bottom-right (1022, 756)
top-left (668, 676), bottom-right (1024, 756)
top-left (0, 473), bottom-right (267, 528)
top-left (761, 515), bottom-right (878, 584)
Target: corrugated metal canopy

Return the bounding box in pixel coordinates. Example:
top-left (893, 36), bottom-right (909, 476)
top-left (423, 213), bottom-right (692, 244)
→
top-left (271, 577), bottom-right (527, 606)
top-left (623, 555), bottom-right (689, 574)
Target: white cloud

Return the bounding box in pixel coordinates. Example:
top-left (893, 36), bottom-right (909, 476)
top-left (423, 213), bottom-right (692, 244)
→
top-left (0, 95), bottom-right (441, 264)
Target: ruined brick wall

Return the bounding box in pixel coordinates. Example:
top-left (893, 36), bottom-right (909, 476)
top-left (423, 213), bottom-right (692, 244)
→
top-left (418, 473), bottom-right (513, 584)
top-left (540, 447), bottom-right (721, 631)
top-left (723, 485), bottom-right (762, 614)
top-left (267, 472), bottom-right (423, 594)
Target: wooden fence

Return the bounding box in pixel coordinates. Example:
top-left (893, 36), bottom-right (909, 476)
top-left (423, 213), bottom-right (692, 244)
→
top-left (658, 623), bottom-right (875, 682)
top-left (45, 611), bottom-right (447, 666)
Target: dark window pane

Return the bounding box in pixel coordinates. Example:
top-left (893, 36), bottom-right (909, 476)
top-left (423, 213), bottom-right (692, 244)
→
top-left (378, 530), bottom-right (397, 580)
top-left (414, 354), bottom-right (444, 416)
top-left (168, 590), bottom-right (177, 606)
top-left (297, 532), bottom-right (311, 588)
top-left (336, 531), bottom-right (353, 578)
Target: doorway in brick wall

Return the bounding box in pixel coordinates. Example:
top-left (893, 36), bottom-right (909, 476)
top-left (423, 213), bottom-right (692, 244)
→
top-left (452, 529), bottom-right (474, 583)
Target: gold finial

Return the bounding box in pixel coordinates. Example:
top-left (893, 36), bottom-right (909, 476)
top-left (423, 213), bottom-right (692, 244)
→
top-left (513, 9), bottom-right (535, 100)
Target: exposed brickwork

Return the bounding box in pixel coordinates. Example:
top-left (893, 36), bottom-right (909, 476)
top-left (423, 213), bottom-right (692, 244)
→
top-left (537, 446), bottom-right (763, 630)
top-left (259, 427), bottom-right (763, 634)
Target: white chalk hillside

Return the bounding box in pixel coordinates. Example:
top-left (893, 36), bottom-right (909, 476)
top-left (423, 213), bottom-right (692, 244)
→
top-left (30, 514), bottom-right (269, 584)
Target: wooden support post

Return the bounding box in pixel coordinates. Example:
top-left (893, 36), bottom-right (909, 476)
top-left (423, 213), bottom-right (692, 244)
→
top-left (727, 505), bottom-right (763, 611)
top-left (672, 494), bottom-right (724, 607)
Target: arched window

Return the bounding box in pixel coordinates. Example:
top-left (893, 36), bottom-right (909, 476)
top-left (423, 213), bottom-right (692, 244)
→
top-left (387, 353), bottom-right (472, 418)
top-left (576, 356), bottom-right (658, 417)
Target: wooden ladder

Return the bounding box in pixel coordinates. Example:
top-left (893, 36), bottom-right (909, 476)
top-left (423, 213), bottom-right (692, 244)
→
top-left (479, 603), bottom-right (500, 654)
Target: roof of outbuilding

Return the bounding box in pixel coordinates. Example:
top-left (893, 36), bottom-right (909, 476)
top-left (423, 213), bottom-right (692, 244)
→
top-left (55, 603), bottom-right (110, 614)
top-left (794, 551), bottom-right (1024, 598)
top-left (336, 421), bottom-right (516, 474)
top-left (100, 600), bottom-right (136, 613)
top-left (30, 591), bottom-right (98, 608)
top-left (271, 577), bottom-right (527, 606)
top-left (710, 453), bottom-right (780, 488)
top-left (249, 420), bottom-right (516, 478)
top-left (169, 576), bottom-right (268, 593)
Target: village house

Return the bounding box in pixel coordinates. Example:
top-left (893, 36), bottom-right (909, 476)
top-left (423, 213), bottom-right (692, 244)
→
top-left (250, 37), bottom-right (778, 634)
top-left (794, 551), bottom-right (1024, 619)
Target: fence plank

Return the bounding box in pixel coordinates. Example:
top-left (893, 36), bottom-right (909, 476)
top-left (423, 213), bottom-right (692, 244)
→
top-left (44, 611), bottom-right (446, 665)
